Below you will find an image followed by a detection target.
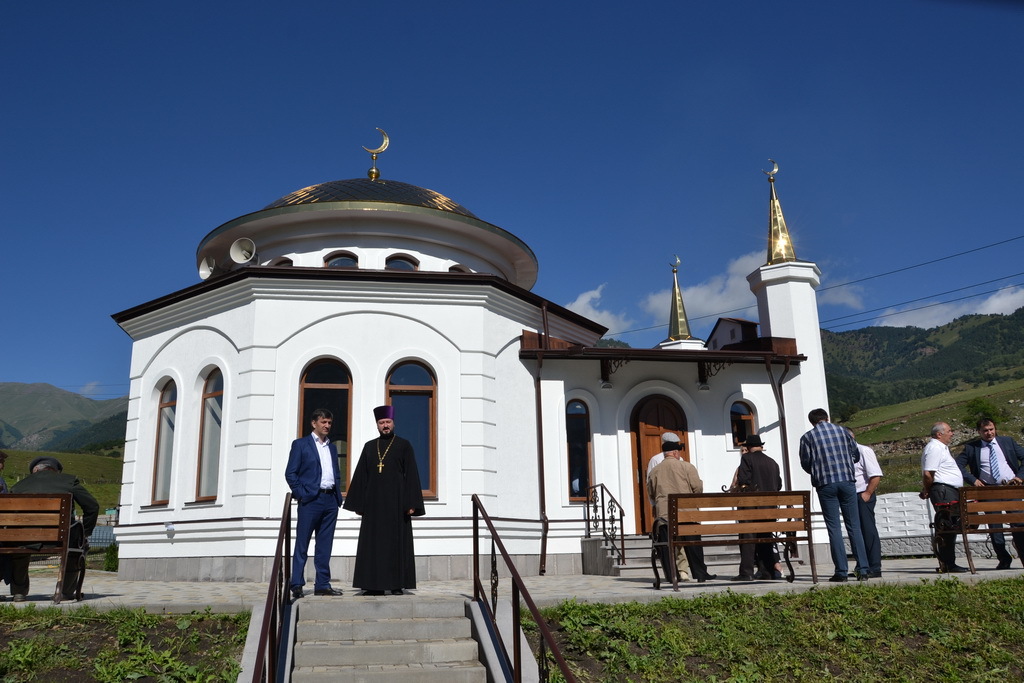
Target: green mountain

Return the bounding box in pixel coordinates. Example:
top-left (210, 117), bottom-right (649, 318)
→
top-left (822, 306), bottom-right (1024, 421)
top-left (0, 383), bottom-right (127, 451)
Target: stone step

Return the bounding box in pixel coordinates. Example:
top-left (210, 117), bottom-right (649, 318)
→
top-left (297, 616), bottom-right (471, 641)
top-left (293, 637), bottom-right (480, 667)
top-left (291, 661), bottom-right (487, 683)
top-left (297, 596), bottom-right (467, 621)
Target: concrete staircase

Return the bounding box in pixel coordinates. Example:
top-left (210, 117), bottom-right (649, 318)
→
top-left (290, 595), bottom-right (488, 682)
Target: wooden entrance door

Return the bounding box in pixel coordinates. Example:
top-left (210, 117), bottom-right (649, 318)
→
top-left (632, 396), bottom-right (688, 533)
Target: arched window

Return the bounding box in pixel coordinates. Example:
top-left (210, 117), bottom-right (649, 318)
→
top-left (730, 401), bottom-right (757, 448)
top-left (566, 400), bottom-right (592, 501)
top-left (385, 255), bottom-right (418, 271)
top-left (386, 361), bottom-right (436, 497)
top-left (299, 359), bottom-right (352, 490)
top-left (152, 381), bottom-right (177, 505)
top-left (449, 264), bottom-right (471, 274)
top-left (270, 257), bottom-right (293, 267)
top-left (325, 252), bottom-right (358, 268)
top-left (195, 369), bottom-right (224, 501)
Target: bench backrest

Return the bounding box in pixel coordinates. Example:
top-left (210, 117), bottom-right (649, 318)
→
top-left (0, 493), bottom-right (76, 552)
top-left (668, 491), bottom-right (813, 543)
top-left (959, 485), bottom-right (1024, 532)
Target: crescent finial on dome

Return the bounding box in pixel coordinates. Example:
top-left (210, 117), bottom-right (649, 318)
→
top-left (364, 128), bottom-right (389, 181)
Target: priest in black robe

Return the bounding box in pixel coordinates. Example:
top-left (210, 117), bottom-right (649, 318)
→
top-left (344, 405), bottom-right (425, 594)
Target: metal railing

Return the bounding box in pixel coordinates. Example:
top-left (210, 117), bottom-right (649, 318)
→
top-left (250, 493), bottom-right (292, 683)
top-left (472, 494), bottom-right (577, 683)
top-left (583, 483), bottom-right (626, 565)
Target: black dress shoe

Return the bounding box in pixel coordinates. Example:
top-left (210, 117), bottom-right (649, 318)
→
top-left (731, 574), bottom-right (754, 582)
top-left (996, 558), bottom-right (1012, 570)
top-left (867, 571), bottom-right (883, 579)
top-left (857, 573), bottom-right (869, 582)
top-left (314, 587), bottom-right (344, 596)
top-left (363, 590), bottom-right (385, 596)
top-left (828, 574), bottom-right (848, 582)
top-left (290, 586), bottom-right (303, 600)
top-left (390, 589), bottom-right (404, 595)
top-left (942, 565), bottom-right (969, 574)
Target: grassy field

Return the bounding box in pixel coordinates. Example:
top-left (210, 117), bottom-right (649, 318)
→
top-left (2, 449), bottom-right (122, 511)
top-left (525, 577), bottom-right (1024, 681)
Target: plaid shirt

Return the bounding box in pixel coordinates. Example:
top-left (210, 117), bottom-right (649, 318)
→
top-left (799, 421), bottom-right (860, 488)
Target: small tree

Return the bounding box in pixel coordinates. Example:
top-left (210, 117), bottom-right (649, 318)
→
top-left (961, 397), bottom-right (1009, 427)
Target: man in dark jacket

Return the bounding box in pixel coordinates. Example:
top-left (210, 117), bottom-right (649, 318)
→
top-left (955, 418), bottom-right (1024, 568)
top-left (732, 435), bottom-right (783, 581)
top-left (10, 456), bottom-right (99, 601)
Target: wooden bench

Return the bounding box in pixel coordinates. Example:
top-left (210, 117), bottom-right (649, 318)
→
top-left (653, 490), bottom-right (819, 590)
top-left (0, 493), bottom-right (87, 603)
top-left (957, 484), bottom-right (1024, 574)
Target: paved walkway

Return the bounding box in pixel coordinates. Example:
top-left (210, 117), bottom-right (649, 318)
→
top-left (7, 555), bottom-right (1022, 613)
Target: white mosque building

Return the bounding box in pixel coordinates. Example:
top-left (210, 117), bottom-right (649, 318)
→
top-left (112, 141), bottom-right (828, 582)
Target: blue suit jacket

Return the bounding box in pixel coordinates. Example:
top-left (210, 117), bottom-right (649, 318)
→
top-left (285, 434), bottom-right (343, 506)
top-left (956, 435), bottom-right (1024, 485)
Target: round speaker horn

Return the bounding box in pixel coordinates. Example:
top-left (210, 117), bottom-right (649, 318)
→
top-left (229, 237), bottom-right (257, 264)
top-left (198, 256), bottom-right (217, 280)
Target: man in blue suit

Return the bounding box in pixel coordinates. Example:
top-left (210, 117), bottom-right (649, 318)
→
top-left (956, 417), bottom-right (1024, 569)
top-left (285, 408), bottom-right (344, 598)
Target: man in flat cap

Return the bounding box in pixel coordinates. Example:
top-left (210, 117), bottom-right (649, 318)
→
top-left (647, 432), bottom-right (716, 583)
top-left (10, 456), bottom-right (99, 601)
top-left (344, 405), bottom-right (425, 595)
top-left (732, 434), bottom-right (782, 581)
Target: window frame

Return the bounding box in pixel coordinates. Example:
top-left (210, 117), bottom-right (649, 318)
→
top-left (386, 361), bottom-right (437, 498)
top-left (152, 381), bottom-right (177, 506)
top-left (194, 369), bottom-right (224, 502)
top-left (298, 358), bottom-right (353, 491)
top-left (385, 254), bottom-right (419, 271)
top-left (730, 401), bottom-right (758, 449)
top-left (325, 251), bottom-right (358, 268)
top-left (566, 399), bottom-right (593, 502)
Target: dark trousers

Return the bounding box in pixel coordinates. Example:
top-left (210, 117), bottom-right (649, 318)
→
top-left (738, 533), bottom-right (776, 577)
top-left (654, 526), bottom-right (712, 581)
top-left (10, 523), bottom-right (86, 599)
top-left (291, 491), bottom-right (339, 590)
top-left (929, 483), bottom-right (960, 567)
top-left (854, 493), bottom-right (882, 574)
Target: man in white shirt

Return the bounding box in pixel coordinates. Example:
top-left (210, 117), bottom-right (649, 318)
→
top-left (920, 422), bottom-right (967, 573)
top-left (852, 441), bottom-right (883, 578)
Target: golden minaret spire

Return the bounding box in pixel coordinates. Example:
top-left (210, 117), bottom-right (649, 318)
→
top-left (764, 159), bottom-right (797, 265)
top-left (667, 255), bottom-right (693, 341)
top-left (363, 128), bottom-right (390, 181)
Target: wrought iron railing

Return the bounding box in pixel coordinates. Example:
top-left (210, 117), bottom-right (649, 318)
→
top-left (250, 493), bottom-right (292, 683)
top-left (583, 483), bottom-right (626, 565)
top-left (472, 494), bottom-right (577, 683)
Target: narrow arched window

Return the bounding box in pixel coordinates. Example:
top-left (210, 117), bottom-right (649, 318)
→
top-left (152, 381), bottom-right (177, 505)
top-left (386, 361), bottom-right (436, 497)
top-left (325, 252), bottom-right (358, 268)
top-left (566, 400), bottom-right (592, 501)
top-left (385, 255), bottom-right (418, 271)
top-left (195, 370), bottom-right (224, 501)
top-left (299, 359), bottom-right (352, 490)
top-left (730, 401), bottom-right (757, 448)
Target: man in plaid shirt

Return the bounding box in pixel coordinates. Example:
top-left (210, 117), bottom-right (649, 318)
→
top-left (799, 408), bottom-right (870, 582)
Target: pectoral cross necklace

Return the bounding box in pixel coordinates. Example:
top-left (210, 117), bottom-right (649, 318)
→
top-left (376, 437), bottom-right (395, 473)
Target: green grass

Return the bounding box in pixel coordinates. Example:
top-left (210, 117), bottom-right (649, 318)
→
top-left (525, 578), bottom-right (1024, 681)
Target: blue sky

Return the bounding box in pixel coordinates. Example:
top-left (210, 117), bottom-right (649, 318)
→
top-left (3, 1), bottom-right (1023, 399)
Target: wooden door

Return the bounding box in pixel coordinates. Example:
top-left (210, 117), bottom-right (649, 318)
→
top-left (632, 396), bottom-right (688, 533)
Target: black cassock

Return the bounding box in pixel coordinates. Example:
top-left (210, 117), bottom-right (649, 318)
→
top-left (343, 434), bottom-right (425, 590)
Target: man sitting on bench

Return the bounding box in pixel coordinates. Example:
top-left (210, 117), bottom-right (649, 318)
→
top-left (10, 456), bottom-right (99, 602)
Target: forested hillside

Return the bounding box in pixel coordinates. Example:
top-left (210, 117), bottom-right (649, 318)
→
top-left (823, 306), bottom-right (1024, 420)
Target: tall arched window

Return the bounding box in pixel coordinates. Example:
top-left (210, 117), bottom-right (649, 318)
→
top-left (386, 362), bottom-right (436, 497)
top-left (566, 400), bottom-right (592, 501)
top-left (299, 359), bottom-right (352, 490)
top-left (152, 381), bottom-right (177, 505)
top-left (730, 401), bottom-right (757, 448)
top-left (195, 369), bottom-right (224, 501)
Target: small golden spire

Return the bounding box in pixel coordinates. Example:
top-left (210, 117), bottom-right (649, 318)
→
top-left (668, 255), bottom-right (693, 341)
top-left (763, 159), bottom-right (797, 265)
top-left (363, 128), bottom-right (390, 181)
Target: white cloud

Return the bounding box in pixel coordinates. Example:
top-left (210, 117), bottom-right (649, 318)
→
top-left (877, 286), bottom-right (1024, 329)
top-left (817, 282), bottom-right (865, 309)
top-left (565, 284), bottom-right (636, 334)
top-left (79, 382), bottom-right (101, 397)
top-left (641, 251), bottom-right (764, 326)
